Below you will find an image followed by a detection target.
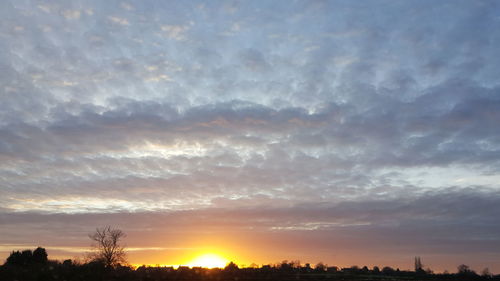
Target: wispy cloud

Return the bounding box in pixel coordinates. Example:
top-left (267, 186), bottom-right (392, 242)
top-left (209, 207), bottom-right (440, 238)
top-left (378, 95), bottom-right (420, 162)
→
top-left (61, 9), bottom-right (81, 20)
top-left (160, 24), bottom-right (190, 40)
top-left (1, 0), bottom-right (500, 272)
top-left (108, 15), bottom-right (129, 25)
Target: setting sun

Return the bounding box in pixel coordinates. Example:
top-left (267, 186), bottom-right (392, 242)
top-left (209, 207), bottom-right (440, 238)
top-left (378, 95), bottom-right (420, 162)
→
top-left (186, 253), bottom-right (229, 268)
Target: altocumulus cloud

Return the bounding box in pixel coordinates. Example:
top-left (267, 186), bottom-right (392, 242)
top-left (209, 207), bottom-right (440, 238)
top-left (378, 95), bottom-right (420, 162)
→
top-left (0, 0), bottom-right (500, 272)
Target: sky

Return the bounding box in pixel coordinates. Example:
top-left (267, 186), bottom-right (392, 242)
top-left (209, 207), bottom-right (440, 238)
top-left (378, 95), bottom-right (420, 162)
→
top-left (1, 0), bottom-right (500, 273)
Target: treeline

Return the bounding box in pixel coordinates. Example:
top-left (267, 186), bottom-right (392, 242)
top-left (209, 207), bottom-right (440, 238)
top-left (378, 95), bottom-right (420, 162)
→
top-left (1, 248), bottom-right (499, 281)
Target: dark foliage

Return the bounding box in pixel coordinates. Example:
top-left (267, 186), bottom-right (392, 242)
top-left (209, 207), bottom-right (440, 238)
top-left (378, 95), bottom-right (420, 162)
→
top-left (33, 247), bottom-right (49, 264)
top-left (2, 248), bottom-right (499, 281)
top-left (5, 247), bottom-right (48, 267)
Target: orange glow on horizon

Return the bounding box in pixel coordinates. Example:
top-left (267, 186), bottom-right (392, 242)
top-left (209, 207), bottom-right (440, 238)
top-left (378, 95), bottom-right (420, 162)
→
top-left (185, 253), bottom-right (230, 268)
top-left (132, 252), bottom-right (232, 269)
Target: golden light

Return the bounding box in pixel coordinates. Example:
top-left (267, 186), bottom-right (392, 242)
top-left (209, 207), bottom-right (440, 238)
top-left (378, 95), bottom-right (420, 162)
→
top-left (185, 253), bottom-right (229, 268)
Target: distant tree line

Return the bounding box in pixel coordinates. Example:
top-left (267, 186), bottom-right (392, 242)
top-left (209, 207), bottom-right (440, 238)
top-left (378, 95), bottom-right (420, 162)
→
top-left (2, 250), bottom-right (499, 281)
top-left (1, 227), bottom-right (498, 281)
top-left (5, 247), bottom-right (48, 266)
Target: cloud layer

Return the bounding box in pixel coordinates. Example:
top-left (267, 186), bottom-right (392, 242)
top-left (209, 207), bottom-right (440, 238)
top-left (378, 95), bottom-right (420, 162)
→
top-left (1, 0), bottom-right (500, 272)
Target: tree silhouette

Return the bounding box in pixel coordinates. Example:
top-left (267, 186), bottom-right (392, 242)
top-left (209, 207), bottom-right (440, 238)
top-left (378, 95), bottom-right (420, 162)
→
top-left (5, 250), bottom-right (26, 266)
top-left (381, 266), bottom-right (395, 274)
top-left (1, 250), bottom-right (500, 281)
top-left (457, 264), bottom-right (477, 276)
top-left (88, 226), bottom-right (127, 268)
top-left (415, 256), bottom-right (424, 274)
top-left (4, 247), bottom-right (48, 266)
top-left (225, 261), bottom-right (239, 271)
top-left (314, 262), bottom-right (326, 272)
top-left (33, 247), bottom-right (48, 264)
top-left (481, 268), bottom-right (492, 278)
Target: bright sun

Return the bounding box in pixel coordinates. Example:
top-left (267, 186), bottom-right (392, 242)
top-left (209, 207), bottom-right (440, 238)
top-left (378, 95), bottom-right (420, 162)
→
top-left (186, 253), bottom-right (229, 268)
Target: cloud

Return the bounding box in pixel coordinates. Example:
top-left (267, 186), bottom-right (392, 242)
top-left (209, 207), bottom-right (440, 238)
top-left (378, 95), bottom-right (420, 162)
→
top-left (238, 49), bottom-right (270, 72)
top-left (0, 86), bottom-right (499, 213)
top-left (37, 4), bottom-right (52, 13)
top-left (1, 0), bottom-right (500, 271)
top-left (120, 2), bottom-right (134, 11)
top-left (160, 24), bottom-right (190, 40)
top-left (61, 9), bottom-right (81, 20)
top-left (108, 16), bottom-right (129, 26)
top-left (1, 188), bottom-right (500, 269)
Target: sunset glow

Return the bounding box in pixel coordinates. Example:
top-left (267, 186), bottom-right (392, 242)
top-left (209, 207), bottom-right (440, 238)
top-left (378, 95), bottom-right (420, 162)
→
top-left (1, 0), bottom-right (500, 275)
top-left (185, 253), bottom-right (230, 269)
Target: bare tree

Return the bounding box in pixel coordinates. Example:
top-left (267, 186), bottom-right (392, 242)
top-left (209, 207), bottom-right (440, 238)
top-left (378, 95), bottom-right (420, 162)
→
top-left (414, 256), bottom-right (424, 273)
top-left (481, 268), bottom-right (492, 278)
top-left (88, 226), bottom-right (127, 267)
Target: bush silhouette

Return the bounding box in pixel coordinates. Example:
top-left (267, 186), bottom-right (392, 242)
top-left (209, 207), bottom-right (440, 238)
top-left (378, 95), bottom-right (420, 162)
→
top-left (33, 247), bottom-right (48, 264)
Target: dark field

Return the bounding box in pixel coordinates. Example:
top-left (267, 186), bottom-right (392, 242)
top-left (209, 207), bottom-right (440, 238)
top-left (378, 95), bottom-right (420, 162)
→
top-left (1, 261), bottom-right (498, 281)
